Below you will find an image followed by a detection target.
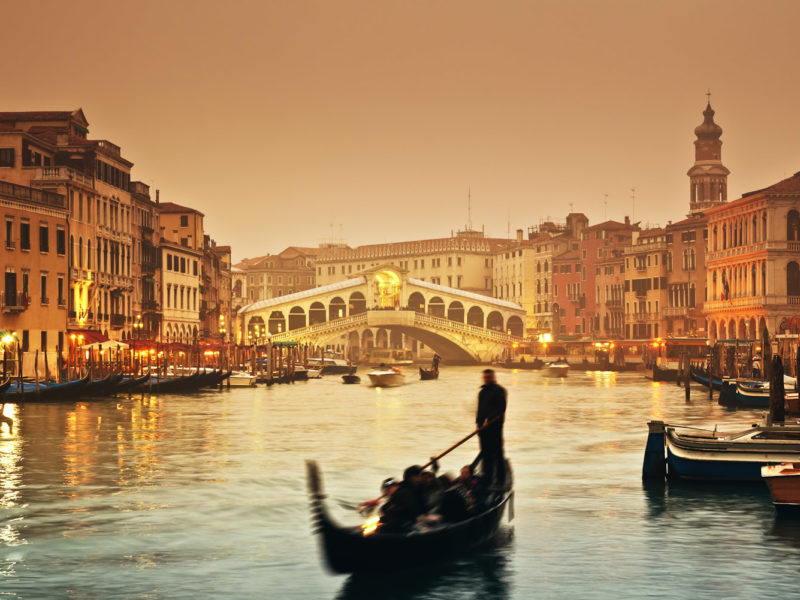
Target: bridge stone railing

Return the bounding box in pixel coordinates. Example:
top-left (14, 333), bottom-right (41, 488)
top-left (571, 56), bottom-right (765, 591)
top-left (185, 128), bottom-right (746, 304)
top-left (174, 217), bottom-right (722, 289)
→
top-left (270, 312), bottom-right (368, 342)
top-left (413, 312), bottom-right (522, 344)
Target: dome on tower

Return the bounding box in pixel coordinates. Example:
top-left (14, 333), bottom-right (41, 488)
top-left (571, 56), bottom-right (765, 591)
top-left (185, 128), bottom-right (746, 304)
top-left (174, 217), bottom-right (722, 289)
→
top-left (694, 102), bottom-right (723, 140)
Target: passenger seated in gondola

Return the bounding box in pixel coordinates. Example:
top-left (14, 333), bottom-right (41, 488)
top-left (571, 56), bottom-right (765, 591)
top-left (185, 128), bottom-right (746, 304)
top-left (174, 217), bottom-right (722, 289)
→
top-left (379, 465), bottom-right (426, 532)
top-left (438, 466), bottom-right (481, 523)
top-left (358, 477), bottom-right (399, 516)
top-left (420, 470), bottom-right (445, 510)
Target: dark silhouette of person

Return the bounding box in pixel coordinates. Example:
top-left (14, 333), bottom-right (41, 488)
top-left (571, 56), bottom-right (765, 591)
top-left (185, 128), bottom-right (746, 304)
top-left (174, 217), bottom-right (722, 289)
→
top-left (476, 369), bottom-right (507, 489)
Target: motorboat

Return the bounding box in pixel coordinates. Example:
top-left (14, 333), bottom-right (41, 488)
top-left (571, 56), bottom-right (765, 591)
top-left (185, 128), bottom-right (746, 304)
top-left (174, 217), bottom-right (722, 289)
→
top-left (643, 419), bottom-right (800, 482)
top-left (762, 463), bottom-right (800, 510)
top-left (307, 357), bottom-right (352, 375)
top-left (228, 371), bottom-right (257, 387)
top-left (307, 368), bottom-right (322, 379)
top-left (367, 368), bottom-right (405, 387)
top-left (543, 361), bottom-right (569, 378)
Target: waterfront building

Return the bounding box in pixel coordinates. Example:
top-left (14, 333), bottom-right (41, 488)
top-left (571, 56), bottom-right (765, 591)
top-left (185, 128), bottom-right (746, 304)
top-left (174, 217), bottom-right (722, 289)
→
top-left (0, 179), bottom-right (69, 372)
top-left (130, 182), bottom-right (160, 340)
top-left (663, 215), bottom-right (707, 337)
top-left (158, 202), bottom-right (204, 344)
top-left (552, 248), bottom-right (583, 336)
top-left (491, 229), bottom-right (537, 334)
top-left (704, 171), bottom-right (800, 340)
top-left (201, 238), bottom-right (232, 342)
top-left (583, 219), bottom-right (639, 338)
top-left (0, 109), bottom-right (136, 342)
top-left (623, 227), bottom-right (668, 339)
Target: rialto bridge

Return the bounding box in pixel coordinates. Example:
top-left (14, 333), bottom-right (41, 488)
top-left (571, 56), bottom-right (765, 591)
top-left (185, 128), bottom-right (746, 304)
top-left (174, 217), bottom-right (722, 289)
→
top-left (236, 265), bottom-right (526, 363)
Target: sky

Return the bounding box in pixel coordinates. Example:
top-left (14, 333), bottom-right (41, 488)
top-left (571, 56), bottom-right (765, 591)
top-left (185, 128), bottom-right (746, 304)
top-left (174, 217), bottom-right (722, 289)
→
top-left (2, 0), bottom-right (799, 261)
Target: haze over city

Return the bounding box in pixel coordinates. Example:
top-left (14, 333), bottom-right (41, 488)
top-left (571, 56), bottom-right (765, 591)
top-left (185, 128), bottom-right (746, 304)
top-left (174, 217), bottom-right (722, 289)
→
top-left (3, 0), bottom-right (799, 259)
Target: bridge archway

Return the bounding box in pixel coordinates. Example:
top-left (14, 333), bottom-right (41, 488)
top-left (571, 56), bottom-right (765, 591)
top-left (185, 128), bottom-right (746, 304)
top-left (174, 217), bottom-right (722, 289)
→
top-left (390, 329), bottom-right (403, 348)
top-left (362, 329), bottom-right (374, 350)
top-left (507, 315), bottom-right (524, 337)
top-left (349, 292), bottom-right (366, 315)
top-left (309, 302), bottom-right (326, 325)
top-left (269, 311), bottom-right (286, 334)
top-left (428, 296), bottom-right (445, 317)
top-left (487, 311), bottom-right (503, 331)
top-left (467, 306), bottom-right (484, 327)
top-left (289, 306), bottom-right (306, 330)
top-left (408, 292), bottom-right (425, 313)
top-left (329, 297), bottom-right (346, 320)
top-left (375, 328), bottom-right (389, 348)
top-left (448, 301), bottom-right (464, 323)
top-left (348, 331), bottom-right (360, 360)
top-left (247, 316), bottom-right (265, 341)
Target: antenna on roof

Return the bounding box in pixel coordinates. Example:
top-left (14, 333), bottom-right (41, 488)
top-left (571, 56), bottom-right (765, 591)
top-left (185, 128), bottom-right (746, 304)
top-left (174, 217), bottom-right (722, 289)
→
top-left (468, 187), bottom-right (473, 230)
top-left (631, 188), bottom-right (636, 222)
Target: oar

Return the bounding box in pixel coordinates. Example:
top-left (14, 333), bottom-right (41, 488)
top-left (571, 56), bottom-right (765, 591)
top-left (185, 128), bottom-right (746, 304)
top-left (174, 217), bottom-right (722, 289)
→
top-left (337, 417), bottom-right (502, 512)
top-left (421, 415), bottom-right (501, 470)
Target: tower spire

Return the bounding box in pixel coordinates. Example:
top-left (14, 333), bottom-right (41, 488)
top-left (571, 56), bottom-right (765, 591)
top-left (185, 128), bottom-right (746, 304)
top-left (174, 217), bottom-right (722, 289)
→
top-left (687, 95), bottom-right (729, 215)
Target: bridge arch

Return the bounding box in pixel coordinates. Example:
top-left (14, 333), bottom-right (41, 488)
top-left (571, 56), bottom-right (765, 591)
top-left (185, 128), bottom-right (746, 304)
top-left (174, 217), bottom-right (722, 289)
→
top-left (329, 297), bottom-right (346, 320)
top-left (448, 301), bottom-right (464, 323)
top-left (467, 306), bottom-right (484, 327)
top-left (269, 310), bottom-right (286, 334)
top-left (487, 311), bottom-right (503, 331)
top-left (289, 306), bottom-right (306, 330)
top-left (362, 329), bottom-right (374, 350)
top-left (375, 328), bottom-right (389, 348)
top-left (349, 291), bottom-right (366, 315)
top-left (507, 315), bottom-right (524, 337)
top-left (247, 316), bottom-right (265, 341)
top-left (309, 301), bottom-right (326, 325)
top-left (408, 292), bottom-right (425, 313)
top-left (428, 296), bottom-right (445, 317)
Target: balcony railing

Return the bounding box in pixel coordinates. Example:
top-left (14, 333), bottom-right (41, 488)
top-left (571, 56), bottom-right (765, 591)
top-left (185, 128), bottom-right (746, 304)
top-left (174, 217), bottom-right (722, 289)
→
top-left (110, 313), bottom-right (126, 328)
top-left (34, 166), bottom-right (94, 188)
top-left (142, 299), bottom-right (159, 311)
top-left (0, 180), bottom-right (66, 210)
top-left (2, 291), bottom-right (29, 313)
top-left (663, 306), bottom-right (689, 317)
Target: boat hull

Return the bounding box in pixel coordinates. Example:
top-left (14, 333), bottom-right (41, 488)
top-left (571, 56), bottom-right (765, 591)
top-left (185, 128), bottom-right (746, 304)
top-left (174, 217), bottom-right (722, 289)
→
top-left (544, 364), bottom-right (569, 378)
top-left (419, 367), bottom-right (438, 380)
top-left (763, 464), bottom-right (800, 508)
top-left (367, 372), bottom-right (405, 387)
top-left (228, 374), bottom-right (256, 387)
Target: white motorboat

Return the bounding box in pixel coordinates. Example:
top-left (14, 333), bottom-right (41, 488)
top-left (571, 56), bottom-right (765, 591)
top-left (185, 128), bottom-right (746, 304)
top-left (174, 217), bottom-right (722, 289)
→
top-left (228, 372), bottom-right (256, 387)
top-left (544, 362), bottom-right (569, 378)
top-left (307, 357), bottom-right (352, 374)
top-left (367, 368), bottom-right (405, 387)
top-left (307, 368), bottom-right (322, 379)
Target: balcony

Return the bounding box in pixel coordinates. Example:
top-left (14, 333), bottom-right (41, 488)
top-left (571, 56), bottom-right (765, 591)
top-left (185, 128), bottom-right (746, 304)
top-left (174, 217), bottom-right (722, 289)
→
top-left (630, 312), bottom-right (656, 323)
top-left (110, 313), bottom-right (126, 328)
top-left (663, 306), bottom-right (689, 317)
top-left (1, 291), bottom-right (28, 313)
top-left (606, 298), bottom-right (623, 308)
top-left (33, 166), bottom-right (94, 189)
top-left (0, 180), bottom-right (66, 210)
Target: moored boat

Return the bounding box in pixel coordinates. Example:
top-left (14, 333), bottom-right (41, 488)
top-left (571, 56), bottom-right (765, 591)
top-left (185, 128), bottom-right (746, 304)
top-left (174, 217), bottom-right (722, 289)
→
top-left (307, 357), bottom-right (353, 375)
top-left (228, 372), bottom-right (256, 387)
top-left (341, 374), bottom-right (361, 384)
top-left (1, 374), bottom-right (91, 403)
top-left (643, 420), bottom-right (800, 482)
top-left (306, 460), bottom-right (513, 573)
top-left (689, 366), bottom-right (725, 390)
top-left (762, 463), bottom-right (800, 510)
top-left (367, 368), bottom-right (405, 387)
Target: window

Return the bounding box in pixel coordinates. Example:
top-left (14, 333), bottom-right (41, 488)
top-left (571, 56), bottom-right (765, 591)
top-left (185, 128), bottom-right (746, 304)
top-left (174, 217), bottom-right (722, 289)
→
top-left (22, 330), bottom-right (29, 352)
top-left (0, 148), bottom-right (14, 166)
top-left (40, 330), bottom-right (47, 351)
top-left (20, 221), bottom-right (30, 250)
top-left (5, 218), bottom-right (13, 248)
top-left (180, 215), bottom-right (189, 227)
top-left (193, 261), bottom-right (198, 276)
top-left (39, 223), bottom-right (49, 253)
top-left (40, 273), bottom-right (47, 303)
top-left (57, 275), bottom-right (65, 305)
top-left (55, 227), bottom-right (66, 255)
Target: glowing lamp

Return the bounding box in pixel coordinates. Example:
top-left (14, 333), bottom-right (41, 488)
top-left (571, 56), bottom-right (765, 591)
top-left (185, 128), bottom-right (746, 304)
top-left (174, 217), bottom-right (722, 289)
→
top-left (361, 515), bottom-right (380, 537)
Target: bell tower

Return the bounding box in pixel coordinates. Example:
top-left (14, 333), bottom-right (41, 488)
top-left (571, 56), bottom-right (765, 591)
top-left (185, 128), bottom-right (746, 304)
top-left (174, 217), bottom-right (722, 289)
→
top-left (687, 95), bottom-right (730, 214)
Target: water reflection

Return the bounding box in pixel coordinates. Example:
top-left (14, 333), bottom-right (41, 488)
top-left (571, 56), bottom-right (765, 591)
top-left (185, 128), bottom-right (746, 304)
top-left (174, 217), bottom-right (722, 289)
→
top-left (335, 536), bottom-right (513, 600)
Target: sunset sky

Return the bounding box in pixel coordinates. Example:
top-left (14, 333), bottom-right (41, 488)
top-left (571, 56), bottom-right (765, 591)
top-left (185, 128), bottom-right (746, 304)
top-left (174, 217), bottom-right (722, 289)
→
top-left (3, 0), bottom-right (799, 260)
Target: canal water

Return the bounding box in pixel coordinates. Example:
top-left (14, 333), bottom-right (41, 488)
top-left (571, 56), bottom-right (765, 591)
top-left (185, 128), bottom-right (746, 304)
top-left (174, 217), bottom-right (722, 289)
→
top-left (1, 368), bottom-right (799, 599)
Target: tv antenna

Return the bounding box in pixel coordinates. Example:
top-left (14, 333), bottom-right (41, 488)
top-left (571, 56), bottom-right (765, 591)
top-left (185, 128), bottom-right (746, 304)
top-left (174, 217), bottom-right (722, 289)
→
top-left (631, 187), bottom-right (636, 222)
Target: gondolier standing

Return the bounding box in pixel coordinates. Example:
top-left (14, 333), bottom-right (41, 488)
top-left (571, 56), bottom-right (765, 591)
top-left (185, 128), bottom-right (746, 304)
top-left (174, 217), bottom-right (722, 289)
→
top-left (476, 369), bottom-right (507, 489)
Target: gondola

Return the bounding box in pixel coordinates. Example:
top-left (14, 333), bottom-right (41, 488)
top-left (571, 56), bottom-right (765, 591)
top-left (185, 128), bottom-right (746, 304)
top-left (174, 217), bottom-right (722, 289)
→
top-left (689, 366), bottom-right (725, 390)
top-left (419, 367), bottom-right (439, 380)
top-left (84, 374), bottom-right (125, 397)
top-left (112, 373), bottom-right (151, 394)
top-left (1, 374), bottom-right (91, 403)
top-left (342, 374), bottom-right (361, 384)
top-left (0, 378), bottom-right (11, 395)
top-left (136, 372), bottom-right (202, 394)
top-left (306, 461), bottom-right (513, 573)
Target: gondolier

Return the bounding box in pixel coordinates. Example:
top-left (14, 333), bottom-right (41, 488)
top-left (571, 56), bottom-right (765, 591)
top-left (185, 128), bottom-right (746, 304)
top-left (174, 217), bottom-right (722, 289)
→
top-left (476, 369), bottom-right (507, 489)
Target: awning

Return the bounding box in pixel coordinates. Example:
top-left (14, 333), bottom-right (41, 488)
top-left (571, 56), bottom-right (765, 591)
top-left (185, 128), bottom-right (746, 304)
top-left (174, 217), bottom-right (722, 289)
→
top-left (80, 340), bottom-right (129, 350)
top-left (68, 329), bottom-right (108, 345)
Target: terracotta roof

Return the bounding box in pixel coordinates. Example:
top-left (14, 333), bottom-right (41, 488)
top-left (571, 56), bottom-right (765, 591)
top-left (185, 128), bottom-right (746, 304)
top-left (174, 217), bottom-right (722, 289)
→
top-left (159, 201), bottom-right (205, 217)
top-left (553, 249), bottom-right (581, 261)
top-left (707, 171), bottom-right (800, 215)
top-left (585, 219), bottom-right (639, 232)
top-left (666, 215), bottom-right (707, 230)
top-left (0, 111), bottom-right (74, 121)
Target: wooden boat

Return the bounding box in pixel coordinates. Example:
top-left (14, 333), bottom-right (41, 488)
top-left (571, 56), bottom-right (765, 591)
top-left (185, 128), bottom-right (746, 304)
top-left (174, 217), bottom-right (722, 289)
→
top-left (0, 378), bottom-right (11, 394)
top-left (367, 368), bottom-right (405, 387)
top-left (689, 366), bottom-right (725, 390)
top-left (307, 368), bottom-right (322, 379)
top-left (419, 367), bottom-right (439, 380)
top-left (1, 374), bottom-right (91, 403)
top-left (643, 420), bottom-right (800, 482)
top-left (306, 461), bottom-right (513, 573)
top-left (112, 374), bottom-right (150, 394)
top-left (307, 357), bottom-right (352, 375)
top-left (84, 374), bottom-right (125, 397)
top-left (762, 463), bottom-right (800, 510)
top-left (543, 362), bottom-right (569, 378)
top-left (342, 374), bottom-right (360, 384)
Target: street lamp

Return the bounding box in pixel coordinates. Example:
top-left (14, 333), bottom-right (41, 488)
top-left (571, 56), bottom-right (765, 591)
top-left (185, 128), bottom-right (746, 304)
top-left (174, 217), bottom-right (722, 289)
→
top-left (133, 314), bottom-right (144, 341)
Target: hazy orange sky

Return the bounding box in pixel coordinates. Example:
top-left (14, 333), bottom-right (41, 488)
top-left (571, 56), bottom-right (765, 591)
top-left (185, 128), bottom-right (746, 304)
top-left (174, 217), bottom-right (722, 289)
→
top-left (3, 0), bottom-right (799, 260)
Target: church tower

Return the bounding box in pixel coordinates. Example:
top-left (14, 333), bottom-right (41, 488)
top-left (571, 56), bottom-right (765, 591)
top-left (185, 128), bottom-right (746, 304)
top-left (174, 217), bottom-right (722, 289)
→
top-left (687, 99), bottom-right (730, 214)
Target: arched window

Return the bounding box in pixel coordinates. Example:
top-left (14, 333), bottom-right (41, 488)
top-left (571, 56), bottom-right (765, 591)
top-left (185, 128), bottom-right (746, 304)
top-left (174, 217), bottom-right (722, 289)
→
top-left (788, 210), bottom-right (800, 241)
top-left (763, 213), bottom-right (768, 240)
top-left (69, 235), bottom-right (74, 267)
top-left (752, 215), bottom-right (758, 242)
top-left (536, 280), bottom-right (541, 294)
top-left (86, 239), bottom-right (92, 269)
top-left (722, 224), bottom-right (727, 249)
top-left (78, 237), bottom-right (83, 268)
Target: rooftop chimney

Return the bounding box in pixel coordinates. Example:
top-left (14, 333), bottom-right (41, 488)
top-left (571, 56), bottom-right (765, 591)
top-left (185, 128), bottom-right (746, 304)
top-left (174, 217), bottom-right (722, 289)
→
top-left (624, 215), bottom-right (630, 225)
top-left (516, 229), bottom-right (523, 243)
top-left (156, 189), bottom-right (160, 204)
